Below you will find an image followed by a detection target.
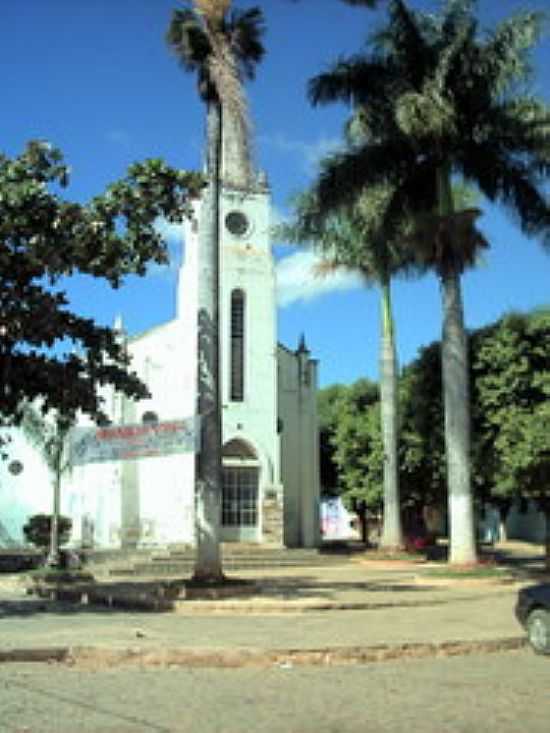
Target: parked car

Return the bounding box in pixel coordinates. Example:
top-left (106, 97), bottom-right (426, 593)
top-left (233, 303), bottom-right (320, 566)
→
top-left (515, 584), bottom-right (550, 655)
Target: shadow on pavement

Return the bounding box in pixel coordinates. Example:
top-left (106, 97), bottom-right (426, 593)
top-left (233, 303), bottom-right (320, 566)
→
top-left (0, 571), bottom-right (449, 618)
top-left (482, 545), bottom-right (549, 580)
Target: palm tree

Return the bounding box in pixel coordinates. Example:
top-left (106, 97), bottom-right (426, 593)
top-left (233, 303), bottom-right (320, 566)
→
top-left (21, 404), bottom-right (73, 566)
top-left (280, 182), bottom-right (422, 549)
top-left (308, 0), bottom-right (550, 564)
top-left (167, 2), bottom-right (264, 580)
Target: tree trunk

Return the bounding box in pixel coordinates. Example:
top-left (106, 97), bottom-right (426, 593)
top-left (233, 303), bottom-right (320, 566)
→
top-left (496, 499), bottom-right (511, 543)
top-left (47, 467), bottom-right (61, 567)
top-left (47, 427), bottom-right (67, 567)
top-left (498, 519), bottom-right (508, 543)
top-left (541, 498), bottom-right (550, 573)
top-left (438, 166), bottom-right (477, 565)
top-left (379, 280), bottom-right (403, 549)
top-left (193, 98), bottom-right (223, 582)
top-left (221, 103), bottom-right (253, 189)
top-left (440, 271), bottom-right (477, 564)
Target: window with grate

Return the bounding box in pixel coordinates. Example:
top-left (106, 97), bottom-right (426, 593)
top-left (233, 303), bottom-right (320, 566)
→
top-left (230, 289), bottom-right (245, 401)
top-left (222, 467), bottom-right (258, 526)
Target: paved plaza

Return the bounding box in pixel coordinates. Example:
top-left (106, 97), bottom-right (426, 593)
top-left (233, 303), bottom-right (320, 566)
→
top-left (1, 542), bottom-right (545, 669)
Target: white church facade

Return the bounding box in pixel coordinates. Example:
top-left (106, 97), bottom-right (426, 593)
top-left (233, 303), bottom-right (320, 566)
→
top-left (0, 174), bottom-right (321, 551)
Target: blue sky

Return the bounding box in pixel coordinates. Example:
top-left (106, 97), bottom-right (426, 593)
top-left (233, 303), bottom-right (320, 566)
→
top-left (3, 0), bottom-right (549, 387)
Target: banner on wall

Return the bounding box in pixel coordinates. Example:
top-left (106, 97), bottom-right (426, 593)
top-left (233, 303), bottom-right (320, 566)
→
top-left (69, 416), bottom-right (200, 466)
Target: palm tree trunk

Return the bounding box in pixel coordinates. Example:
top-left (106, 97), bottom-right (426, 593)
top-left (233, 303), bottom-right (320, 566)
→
top-left (438, 165), bottom-right (477, 565)
top-left (193, 97), bottom-right (223, 582)
top-left (221, 102), bottom-right (253, 189)
top-left (47, 450), bottom-right (61, 567)
top-left (441, 272), bottom-right (477, 564)
top-left (379, 279), bottom-right (403, 549)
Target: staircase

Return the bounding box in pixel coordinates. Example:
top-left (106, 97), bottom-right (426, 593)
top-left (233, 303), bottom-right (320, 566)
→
top-left (85, 543), bottom-right (362, 578)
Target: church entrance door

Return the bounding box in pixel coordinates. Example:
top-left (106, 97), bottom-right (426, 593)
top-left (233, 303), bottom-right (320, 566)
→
top-left (221, 439), bottom-right (260, 542)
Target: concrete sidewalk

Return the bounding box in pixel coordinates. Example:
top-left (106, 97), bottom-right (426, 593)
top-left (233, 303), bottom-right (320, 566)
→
top-left (0, 553), bottom-right (535, 668)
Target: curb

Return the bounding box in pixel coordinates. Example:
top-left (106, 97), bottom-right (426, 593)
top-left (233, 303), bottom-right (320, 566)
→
top-left (0, 636), bottom-right (527, 669)
top-left (171, 591), bottom-right (514, 615)
top-left (24, 580), bottom-right (520, 614)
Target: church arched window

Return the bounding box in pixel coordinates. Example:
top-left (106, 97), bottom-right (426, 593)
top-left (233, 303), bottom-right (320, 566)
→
top-left (230, 289), bottom-right (245, 401)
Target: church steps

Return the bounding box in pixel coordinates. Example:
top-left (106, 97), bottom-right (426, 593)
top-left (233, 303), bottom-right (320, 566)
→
top-left (94, 548), bottom-right (353, 577)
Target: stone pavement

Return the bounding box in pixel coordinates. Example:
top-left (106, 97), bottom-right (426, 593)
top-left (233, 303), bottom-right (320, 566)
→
top-left (0, 542), bottom-right (545, 669)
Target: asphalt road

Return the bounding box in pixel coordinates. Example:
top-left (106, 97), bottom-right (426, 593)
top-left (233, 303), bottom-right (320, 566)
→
top-left (1, 649), bottom-right (548, 733)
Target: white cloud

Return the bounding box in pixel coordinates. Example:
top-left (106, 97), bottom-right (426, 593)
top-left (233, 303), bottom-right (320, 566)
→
top-left (275, 250), bottom-right (362, 307)
top-left (146, 218), bottom-right (186, 277)
top-left (260, 133), bottom-right (342, 174)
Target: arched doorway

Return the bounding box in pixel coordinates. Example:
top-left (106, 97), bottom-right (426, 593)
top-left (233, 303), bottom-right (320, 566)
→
top-left (221, 439), bottom-right (260, 542)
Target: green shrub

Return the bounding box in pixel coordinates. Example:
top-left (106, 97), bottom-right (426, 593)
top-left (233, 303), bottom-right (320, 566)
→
top-left (23, 514), bottom-right (72, 549)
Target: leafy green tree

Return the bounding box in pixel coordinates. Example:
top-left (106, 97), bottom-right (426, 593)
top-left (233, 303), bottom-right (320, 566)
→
top-left (0, 141), bottom-right (201, 425)
top-left (327, 380), bottom-right (382, 507)
top-left (330, 351), bottom-right (446, 530)
top-left (472, 309), bottom-right (550, 561)
top-left (399, 309), bottom-right (550, 547)
top-left (317, 384), bottom-right (348, 494)
top-left (320, 310), bottom-right (549, 555)
top-left (399, 341), bottom-right (447, 513)
top-left (167, 1), bottom-right (265, 581)
top-left (308, 0), bottom-right (550, 564)
top-left (0, 141), bottom-right (201, 563)
top-left (504, 402), bottom-right (550, 567)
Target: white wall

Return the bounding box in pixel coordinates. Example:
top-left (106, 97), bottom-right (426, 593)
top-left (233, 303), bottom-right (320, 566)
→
top-left (0, 429), bottom-right (52, 546)
top-left (0, 181), bottom-right (321, 551)
top-left (220, 186), bottom-right (279, 502)
top-left (278, 344), bottom-right (321, 548)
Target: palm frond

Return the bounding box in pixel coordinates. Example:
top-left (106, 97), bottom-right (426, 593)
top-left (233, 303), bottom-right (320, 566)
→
top-left (394, 5), bottom-right (475, 145)
top-left (380, 0), bottom-right (433, 84)
top-left (440, 0), bottom-right (477, 44)
top-left (309, 56), bottom-right (401, 108)
top-left (166, 9), bottom-right (209, 69)
top-left (504, 97), bottom-right (550, 141)
top-left (314, 137), bottom-right (412, 213)
top-left (404, 208), bottom-right (488, 276)
top-left (482, 11), bottom-right (545, 93)
top-left (312, 258), bottom-right (351, 279)
top-left (226, 8), bottom-right (265, 80)
top-left (168, 2), bottom-right (265, 185)
top-left (307, 0), bottom-right (550, 270)
top-left (166, 8), bottom-right (213, 96)
top-left (282, 167), bottom-right (427, 284)
top-left (458, 136), bottom-right (550, 248)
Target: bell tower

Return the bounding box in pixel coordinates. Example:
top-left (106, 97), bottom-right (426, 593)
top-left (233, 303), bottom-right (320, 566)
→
top-left (217, 171), bottom-right (281, 542)
top-left (172, 45), bottom-right (302, 542)
top-left (177, 102), bottom-right (282, 542)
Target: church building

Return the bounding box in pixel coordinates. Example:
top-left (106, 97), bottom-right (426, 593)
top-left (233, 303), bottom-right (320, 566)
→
top-left (0, 115), bottom-right (321, 551)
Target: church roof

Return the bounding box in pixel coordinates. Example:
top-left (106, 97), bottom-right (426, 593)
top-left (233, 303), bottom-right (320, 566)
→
top-left (128, 319), bottom-right (177, 344)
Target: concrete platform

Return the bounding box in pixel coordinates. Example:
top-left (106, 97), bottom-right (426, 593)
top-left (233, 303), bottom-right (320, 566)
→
top-left (1, 543), bottom-right (542, 668)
